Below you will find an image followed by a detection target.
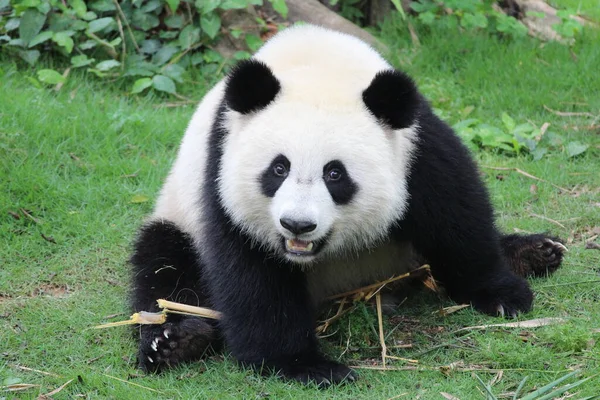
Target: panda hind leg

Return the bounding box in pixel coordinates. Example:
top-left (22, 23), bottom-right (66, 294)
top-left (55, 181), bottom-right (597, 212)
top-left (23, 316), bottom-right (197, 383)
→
top-left (501, 234), bottom-right (567, 278)
top-left (130, 220), bottom-right (220, 373)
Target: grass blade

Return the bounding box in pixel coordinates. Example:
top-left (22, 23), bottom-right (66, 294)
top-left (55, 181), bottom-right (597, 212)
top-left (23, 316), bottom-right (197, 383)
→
top-left (513, 376), bottom-right (528, 400)
top-left (520, 370), bottom-right (580, 400)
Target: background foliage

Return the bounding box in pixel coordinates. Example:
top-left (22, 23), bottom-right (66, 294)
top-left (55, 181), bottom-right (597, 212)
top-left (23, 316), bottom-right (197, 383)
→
top-left (0, 0), bottom-right (286, 95)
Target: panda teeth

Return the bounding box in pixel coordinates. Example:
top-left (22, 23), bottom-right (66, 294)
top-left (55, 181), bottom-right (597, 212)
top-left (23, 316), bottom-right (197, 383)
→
top-left (286, 239), bottom-right (314, 253)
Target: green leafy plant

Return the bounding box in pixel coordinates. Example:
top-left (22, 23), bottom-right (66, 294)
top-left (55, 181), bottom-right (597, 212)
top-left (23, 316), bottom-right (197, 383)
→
top-left (410, 0), bottom-right (528, 39)
top-left (453, 112), bottom-right (589, 159)
top-left (0, 0), bottom-right (287, 96)
top-left (553, 9), bottom-right (584, 39)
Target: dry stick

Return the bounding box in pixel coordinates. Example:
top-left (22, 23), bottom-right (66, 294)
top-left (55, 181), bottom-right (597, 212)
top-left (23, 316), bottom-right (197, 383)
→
top-left (42, 379), bottom-right (74, 397)
top-left (376, 293), bottom-right (387, 368)
top-left (543, 105), bottom-right (596, 118)
top-left (10, 365), bottom-right (62, 378)
top-left (54, 67), bottom-right (70, 91)
top-left (112, 0), bottom-right (140, 53)
top-left (115, 15), bottom-right (126, 69)
top-left (19, 208), bottom-right (40, 224)
top-left (328, 265), bottom-right (431, 300)
top-left (157, 299), bottom-right (222, 319)
top-left (351, 365), bottom-right (571, 374)
top-left (103, 374), bottom-right (165, 394)
top-left (482, 166), bottom-right (572, 194)
top-left (529, 213), bottom-right (567, 229)
top-left (317, 297), bottom-right (347, 334)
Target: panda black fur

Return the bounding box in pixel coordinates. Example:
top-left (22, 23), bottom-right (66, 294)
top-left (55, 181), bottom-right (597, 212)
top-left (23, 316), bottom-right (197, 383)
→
top-left (130, 25), bottom-right (566, 385)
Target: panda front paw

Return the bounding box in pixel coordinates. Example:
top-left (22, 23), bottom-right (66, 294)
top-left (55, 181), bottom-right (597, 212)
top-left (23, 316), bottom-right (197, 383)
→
top-left (470, 274), bottom-right (534, 318)
top-left (138, 318), bottom-right (218, 373)
top-left (252, 354), bottom-right (357, 387)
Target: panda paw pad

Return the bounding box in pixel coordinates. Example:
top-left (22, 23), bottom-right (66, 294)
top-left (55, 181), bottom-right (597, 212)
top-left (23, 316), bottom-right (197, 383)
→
top-left (138, 318), bottom-right (217, 373)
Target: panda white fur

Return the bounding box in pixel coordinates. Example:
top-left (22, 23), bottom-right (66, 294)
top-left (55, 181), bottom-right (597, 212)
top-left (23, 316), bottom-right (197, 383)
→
top-left (130, 24), bottom-right (566, 385)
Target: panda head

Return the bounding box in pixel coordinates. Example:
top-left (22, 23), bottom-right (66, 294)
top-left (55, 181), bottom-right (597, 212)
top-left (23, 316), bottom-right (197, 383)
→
top-left (217, 57), bottom-right (420, 266)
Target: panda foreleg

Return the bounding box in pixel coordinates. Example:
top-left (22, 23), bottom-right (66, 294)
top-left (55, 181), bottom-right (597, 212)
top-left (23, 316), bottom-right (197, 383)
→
top-left (399, 116), bottom-right (534, 317)
top-left (130, 220), bottom-right (220, 372)
top-left (200, 228), bottom-right (356, 386)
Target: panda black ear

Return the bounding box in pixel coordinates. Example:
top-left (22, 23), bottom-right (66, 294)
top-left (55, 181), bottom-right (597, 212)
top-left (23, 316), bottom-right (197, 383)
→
top-left (362, 70), bottom-right (420, 130)
top-left (225, 59), bottom-right (281, 114)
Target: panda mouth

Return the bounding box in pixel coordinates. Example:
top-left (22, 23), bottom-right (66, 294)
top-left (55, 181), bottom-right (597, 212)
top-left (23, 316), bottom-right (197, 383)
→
top-left (285, 239), bottom-right (315, 255)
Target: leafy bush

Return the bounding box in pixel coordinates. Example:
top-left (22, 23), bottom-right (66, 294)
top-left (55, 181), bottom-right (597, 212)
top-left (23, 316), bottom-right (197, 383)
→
top-left (409, 0), bottom-right (529, 39)
top-left (0, 0), bottom-right (287, 95)
top-left (453, 112), bottom-right (589, 159)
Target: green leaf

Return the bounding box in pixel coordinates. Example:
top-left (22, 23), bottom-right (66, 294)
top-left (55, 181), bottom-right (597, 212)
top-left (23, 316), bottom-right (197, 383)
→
top-left (140, 39), bottom-right (161, 54)
top-left (501, 112), bottom-right (515, 132)
top-left (87, 17), bottom-right (115, 33)
top-left (131, 78), bottom-right (153, 94)
top-left (17, 49), bottom-right (40, 65)
top-left (89, 0), bottom-right (116, 12)
top-left (461, 12), bottom-right (488, 29)
top-left (233, 50), bottom-right (251, 60)
top-left (152, 44), bottom-right (179, 66)
top-left (81, 11), bottom-right (98, 21)
top-left (69, 0), bottom-right (87, 17)
top-left (130, 194), bottom-right (149, 203)
top-left (132, 9), bottom-right (160, 30)
top-left (163, 64), bottom-right (185, 83)
top-left (199, 0), bottom-right (221, 14)
top-left (5, 18), bottom-right (20, 31)
top-left (95, 60), bottom-right (121, 71)
top-left (531, 147), bottom-right (548, 161)
top-left (565, 141), bottom-right (589, 158)
top-left (269, 0), bottom-right (288, 18)
top-left (221, 0), bottom-right (250, 9)
top-left (165, 14), bottom-right (183, 29)
top-left (79, 40), bottom-right (97, 50)
top-left (28, 30), bottom-right (53, 47)
top-left (244, 34), bottom-right (262, 52)
top-left (389, 0), bottom-right (406, 19)
top-left (201, 13), bottom-right (221, 39)
top-left (37, 69), bottom-right (66, 85)
top-left (179, 25), bottom-right (201, 49)
top-left (52, 31), bottom-right (74, 53)
top-left (19, 9), bottom-right (46, 46)
top-left (71, 54), bottom-right (95, 68)
top-left (152, 75), bottom-right (176, 94)
top-left (141, 0), bottom-right (162, 13)
top-left (165, 0), bottom-right (180, 12)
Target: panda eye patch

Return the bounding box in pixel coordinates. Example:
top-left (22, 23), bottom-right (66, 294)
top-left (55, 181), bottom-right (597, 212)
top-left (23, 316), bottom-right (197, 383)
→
top-left (323, 160), bottom-right (357, 205)
top-left (260, 154), bottom-right (290, 198)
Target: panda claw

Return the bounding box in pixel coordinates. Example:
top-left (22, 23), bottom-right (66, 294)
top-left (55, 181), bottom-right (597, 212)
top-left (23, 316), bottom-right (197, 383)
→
top-left (147, 356), bottom-right (154, 364)
top-left (163, 329), bottom-right (170, 339)
top-left (151, 338), bottom-right (159, 352)
top-left (320, 378), bottom-right (331, 387)
top-left (496, 305), bottom-right (505, 318)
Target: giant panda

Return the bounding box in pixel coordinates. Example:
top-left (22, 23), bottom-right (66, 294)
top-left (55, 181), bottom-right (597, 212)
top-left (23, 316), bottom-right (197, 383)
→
top-left (130, 24), bottom-right (566, 385)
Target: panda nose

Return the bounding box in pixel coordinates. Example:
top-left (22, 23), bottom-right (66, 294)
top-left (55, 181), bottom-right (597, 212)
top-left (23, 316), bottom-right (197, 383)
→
top-left (280, 218), bottom-right (317, 235)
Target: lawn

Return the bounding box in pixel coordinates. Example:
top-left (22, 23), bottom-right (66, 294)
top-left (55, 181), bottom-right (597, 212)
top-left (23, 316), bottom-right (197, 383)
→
top-left (1, 16), bottom-right (599, 399)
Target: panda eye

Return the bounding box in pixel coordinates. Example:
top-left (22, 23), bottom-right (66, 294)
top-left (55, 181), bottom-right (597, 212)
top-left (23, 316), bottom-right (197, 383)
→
top-left (273, 163), bottom-right (288, 177)
top-left (327, 169), bottom-right (342, 181)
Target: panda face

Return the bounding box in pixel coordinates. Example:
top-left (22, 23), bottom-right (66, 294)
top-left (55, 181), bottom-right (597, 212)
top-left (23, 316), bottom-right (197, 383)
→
top-left (218, 99), bottom-right (416, 265)
top-left (259, 153), bottom-right (357, 262)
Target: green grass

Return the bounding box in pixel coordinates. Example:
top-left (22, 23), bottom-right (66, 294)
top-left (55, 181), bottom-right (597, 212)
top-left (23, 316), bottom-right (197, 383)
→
top-left (1, 19), bottom-right (600, 399)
